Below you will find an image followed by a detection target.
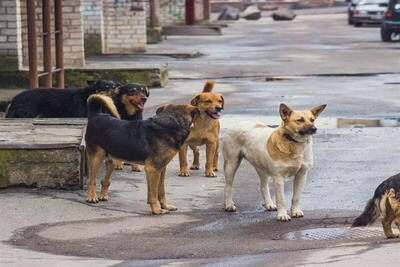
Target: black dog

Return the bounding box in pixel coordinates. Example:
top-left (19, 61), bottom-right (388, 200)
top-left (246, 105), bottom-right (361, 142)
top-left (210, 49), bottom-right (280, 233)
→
top-left (85, 94), bottom-right (198, 214)
top-left (112, 83), bottom-right (149, 171)
top-left (113, 83), bottom-right (149, 121)
top-left (6, 80), bottom-right (118, 118)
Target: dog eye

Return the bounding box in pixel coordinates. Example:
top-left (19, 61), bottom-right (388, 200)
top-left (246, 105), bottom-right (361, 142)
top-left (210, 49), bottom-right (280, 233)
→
top-left (296, 118), bottom-right (305, 123)
top-left (310, 118), bottom-right (315, 122)
top-left (205, 100), bottom-right (212, 103)
top-left (218, 100), bottom-right (223, 103)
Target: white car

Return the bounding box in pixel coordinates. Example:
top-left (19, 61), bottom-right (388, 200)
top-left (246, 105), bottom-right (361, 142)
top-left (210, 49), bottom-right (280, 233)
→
top-left (353, 0), bottom-right (389, 26)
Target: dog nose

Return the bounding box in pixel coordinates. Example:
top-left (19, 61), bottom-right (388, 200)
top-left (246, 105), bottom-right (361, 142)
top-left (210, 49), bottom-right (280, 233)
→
top-left (141, 97), bottom-right (147, 103)
top-left (309, 126), bottom-right (317, 134)
top-left (216, 106), bottom-right (222, 112)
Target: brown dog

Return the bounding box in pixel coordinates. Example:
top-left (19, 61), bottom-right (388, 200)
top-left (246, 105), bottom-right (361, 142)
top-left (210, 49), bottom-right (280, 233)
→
top-left (352, 173), bottom-right (400, 238)
top-left (179, 81), bottom-right (224, 177)
top-left (85, 95), bottom-right (198, 214)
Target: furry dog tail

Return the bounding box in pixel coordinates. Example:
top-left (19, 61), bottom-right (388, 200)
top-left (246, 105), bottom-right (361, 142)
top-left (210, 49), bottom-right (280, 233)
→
top-left (87, 94), bottom-right (120, 119)
top-left (202, 80), bottom-right (216, 92)
top-left (351, 197), bottom-right (381, 227)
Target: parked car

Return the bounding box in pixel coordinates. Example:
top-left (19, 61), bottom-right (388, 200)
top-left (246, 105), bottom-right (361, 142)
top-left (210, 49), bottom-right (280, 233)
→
top-left (381, 0), bottom-right (400, 41)
top-left (348, 0), bottom-right (361, 24)
top-left (352, 0), bottom-right (389, 26)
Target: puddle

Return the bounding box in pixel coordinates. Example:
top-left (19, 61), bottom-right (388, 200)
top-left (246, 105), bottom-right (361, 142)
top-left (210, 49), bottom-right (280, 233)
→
top-left (281, 226), bottom-right (384, 241)
top-left (220, 115), bottom-right (400, 129)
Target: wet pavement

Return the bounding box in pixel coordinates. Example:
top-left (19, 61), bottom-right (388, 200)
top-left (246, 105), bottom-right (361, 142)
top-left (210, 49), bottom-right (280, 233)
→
top-left (2, 11), bottom-right (400, 266)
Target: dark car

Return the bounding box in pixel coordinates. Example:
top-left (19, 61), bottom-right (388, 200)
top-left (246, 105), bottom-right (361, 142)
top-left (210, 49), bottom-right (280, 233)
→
top-left (381, 0), bottom-right (400, 41)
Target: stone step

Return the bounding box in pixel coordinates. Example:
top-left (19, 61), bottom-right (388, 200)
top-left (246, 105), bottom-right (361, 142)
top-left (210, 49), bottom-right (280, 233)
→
top-left (0, 119), bottom-right (87, 190)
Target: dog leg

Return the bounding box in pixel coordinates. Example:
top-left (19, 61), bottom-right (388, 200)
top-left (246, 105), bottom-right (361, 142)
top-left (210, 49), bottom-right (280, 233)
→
top-left (205, 142), bottom-right (217, 177)
top-left (99, 159), bottom-right (114, 201)
top-left (213, 140), bottom-right (219, 172)
top-left (224, 156), bottom-right (243, 212)
top-left (273, 177), bottom-right (291, 221)
top-left (158, 167), bottom-right (178, 211)
top-left (113, 160), bottom-right (124, 170)
top-left (145, 163), bottom-right (169, 215)
top-left (291, 168), bottom-right (308, 218)
top-left (179, 144), bottom-right (190, 177)
top-left (255, 168), bottom-right (276, 211)
top-left (86, 148), bottom-right (106, 203)
top-left (190, 145), bottom-right (200, 170)
top-left (383, 201), bottom-right (399, 238)
top-left (131, 163), bottom-right (141, 172)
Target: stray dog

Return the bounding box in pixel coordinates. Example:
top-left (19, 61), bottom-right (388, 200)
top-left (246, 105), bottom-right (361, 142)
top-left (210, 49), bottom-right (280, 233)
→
top-left (85, 94), bottom-right (199, 215)
top-left (179, 80), bottom-right (224, 177)
top-left (352, 173), bottom-right (400, 238)
top-left (223, 103), bottom-right (326, 221)
top-left (6, 80), bottom-right (117, 118)
top-left (112, 83), bottom-right (149, 172)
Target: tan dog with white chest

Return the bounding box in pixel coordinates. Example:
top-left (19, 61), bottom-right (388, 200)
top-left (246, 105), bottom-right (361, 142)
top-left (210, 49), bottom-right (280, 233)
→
top-left (179, 81), bottom-right (224, 177)
top-left (222, 103), bottom-right (326, 221)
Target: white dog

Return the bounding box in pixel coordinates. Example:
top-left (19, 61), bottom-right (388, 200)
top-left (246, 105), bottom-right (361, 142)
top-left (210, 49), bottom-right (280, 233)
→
top-left (222, 103), bottom-right (326, 221)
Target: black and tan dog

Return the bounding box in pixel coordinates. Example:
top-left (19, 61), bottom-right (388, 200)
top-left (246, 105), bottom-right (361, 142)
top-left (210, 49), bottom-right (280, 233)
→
top-left (6, 80), bottom-right (117, 118)
top-left (352, 173), bottom-right (400, 238)
top-left (85, 94), bottom-right (199, 215)
top-left (112, 83), bottom-right (149, 172)
top-left (179, 81), bottom-right (224, 177)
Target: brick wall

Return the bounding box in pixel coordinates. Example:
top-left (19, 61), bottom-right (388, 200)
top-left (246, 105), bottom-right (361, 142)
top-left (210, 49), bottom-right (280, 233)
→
top-left (148, 0), bottom-right (206, 27)
top-left (0, 0), bottom-right (23, 70)
top-left (82, 0), bottom-right (102, 38)
top-left (19, 0), bottom-right (85, 69)
top-left (102, 0), bottom-right (146, 53)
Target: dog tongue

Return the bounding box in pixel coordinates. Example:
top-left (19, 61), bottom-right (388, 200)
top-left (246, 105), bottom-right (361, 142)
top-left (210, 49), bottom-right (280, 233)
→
top-left (136, 103), bottom-right (144, 110)
top-left (211, 113), bottom-right (220, 119)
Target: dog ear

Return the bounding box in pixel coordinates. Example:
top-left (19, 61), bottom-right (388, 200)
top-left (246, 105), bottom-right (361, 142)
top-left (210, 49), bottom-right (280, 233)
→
top-left (310, 104), bottom-right (327, 118)
top-left (279, 103), bottom-right (293, 121)
top-left (144, 86), bottom-right (149, 97)
top-left (190, 95), bottom-right (200, 106)
top-left (156, 105), bottom-right (170, 114)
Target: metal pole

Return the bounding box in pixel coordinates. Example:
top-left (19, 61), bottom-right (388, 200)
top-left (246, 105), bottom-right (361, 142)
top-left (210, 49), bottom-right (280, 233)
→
top-left (54, 0), bottom-right (64, 88)
top-left (42, 0), bottom-right (52, 87)
top-left (26, 0), bottom-right (38, 88)
top-left (203, 0), bottom-right (210, 21)
top-left (149, 0), bottom-right (158, 28)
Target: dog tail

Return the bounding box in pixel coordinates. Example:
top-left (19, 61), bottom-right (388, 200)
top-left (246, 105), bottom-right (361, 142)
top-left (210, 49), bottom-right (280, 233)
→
top-left (87, 94), bottom-right (120, 119)
top-left (351, 197), bottom-right (381, 227)
top-left (202, 80), bottom-right (216, 93)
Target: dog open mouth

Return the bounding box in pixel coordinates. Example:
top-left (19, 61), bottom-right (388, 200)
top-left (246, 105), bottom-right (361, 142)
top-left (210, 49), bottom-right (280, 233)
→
top-left (132, 102), bottom-right (145, 110)
top-left (206, 111), bottom-right (221, 119)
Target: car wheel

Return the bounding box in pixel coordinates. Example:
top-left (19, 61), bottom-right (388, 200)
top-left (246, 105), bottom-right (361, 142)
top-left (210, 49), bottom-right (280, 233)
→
top-left (381, 26), bottom-right (392, 42)
top-left (354, 22), bottom-right (362, 27)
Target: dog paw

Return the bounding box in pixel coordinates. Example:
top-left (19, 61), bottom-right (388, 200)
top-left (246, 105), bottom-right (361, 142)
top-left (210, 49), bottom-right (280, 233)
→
top-left (277, 213), bottom-right (291, 222)
top-left (179, 170), bottom-right (190, 177)
top-left (213, 168), bottom-right (219, 172)
top-left (386, 233), bottom-right (399, 239)
top-left (292, 209), bottom-right (304, 218)
top-left (113, 161), bottom-right (124, 170)
top-left (86, 194), bottom-right (99, 203)
top-left (152, 208), bottom-right (170, 215)
top-left (263, 203), bottom-right (277, 211)
top-left (98, 193), bottom-right (109, 201)
top-left (225, 203), bottom-right (237, 212)
top-left (190, 165), bottom-right (200, 170)
top-left (161, 203), bottom-right (178, 211)
top-left (131, 164), bottom-right (141, 172)
top-left (205, 171), bottom-right (217, 177)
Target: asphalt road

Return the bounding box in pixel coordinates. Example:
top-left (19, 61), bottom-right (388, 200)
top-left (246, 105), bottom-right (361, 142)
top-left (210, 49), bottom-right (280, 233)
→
top-left (2, 12), bottom-right (400, 266)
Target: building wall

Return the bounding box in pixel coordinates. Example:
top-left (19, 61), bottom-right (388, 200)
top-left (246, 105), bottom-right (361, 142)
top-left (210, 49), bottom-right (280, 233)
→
top-left (82, 0), bottom-right (102, 38)
top-left (0, 0), bottom-right (23, 70)
top-left (17, 0), bottom-right (85, 69)
top-left (102, 0), bottom-right (146, 53)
